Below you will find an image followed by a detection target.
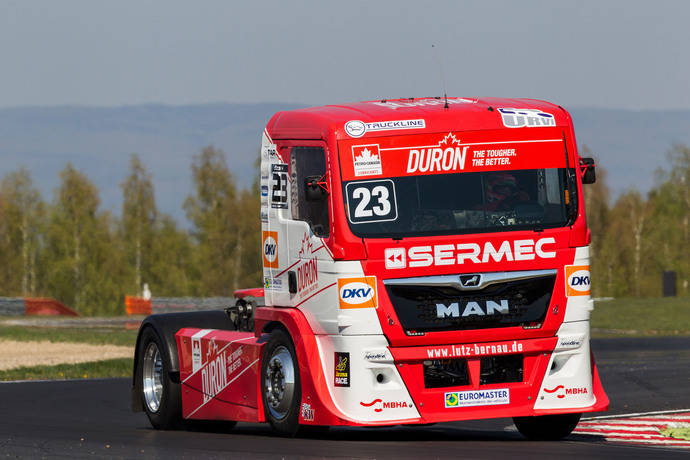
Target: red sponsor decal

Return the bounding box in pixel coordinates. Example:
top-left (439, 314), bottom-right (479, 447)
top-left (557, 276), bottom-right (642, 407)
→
top-left (339, 129), bottom-right (566, 181)
top-left (360, 399), bottom-right (408, 412)
top-left (544, 385), bottom-right (588, 399)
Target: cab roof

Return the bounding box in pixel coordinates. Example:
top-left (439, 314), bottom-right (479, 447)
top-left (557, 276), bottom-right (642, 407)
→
top-left (265, 97), bottom-right (570, 141)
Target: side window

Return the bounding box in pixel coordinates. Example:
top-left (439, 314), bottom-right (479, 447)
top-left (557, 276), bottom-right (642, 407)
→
top-left (290, 147), bottom-right (330, 237)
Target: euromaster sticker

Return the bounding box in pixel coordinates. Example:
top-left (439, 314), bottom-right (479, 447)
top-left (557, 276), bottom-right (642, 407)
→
top-left (444, 389), bottom-right (510, 408)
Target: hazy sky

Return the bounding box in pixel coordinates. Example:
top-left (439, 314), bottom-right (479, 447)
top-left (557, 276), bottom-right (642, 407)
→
top-left (1, 0), bottom-right (689, 110)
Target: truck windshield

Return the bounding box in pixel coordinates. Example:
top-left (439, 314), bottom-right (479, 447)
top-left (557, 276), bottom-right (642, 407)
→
top-left (343, 168), bottom-right (568, 238)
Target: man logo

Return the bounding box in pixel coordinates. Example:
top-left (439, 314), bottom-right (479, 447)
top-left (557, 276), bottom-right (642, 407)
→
top-left (436, 300), bottom-right (509, 318)
top-left (565, 265), bottom-right (591, 297)
top-left (338, 276), bottom-right (377, 309)
top-left (459, 274), bottom-right (481, 288)
top-left (262, 231), bottom-right (279, 268)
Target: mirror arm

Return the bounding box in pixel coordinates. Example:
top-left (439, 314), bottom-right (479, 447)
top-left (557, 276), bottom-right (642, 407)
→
top-left (306, 172), bottom-right (329, 194)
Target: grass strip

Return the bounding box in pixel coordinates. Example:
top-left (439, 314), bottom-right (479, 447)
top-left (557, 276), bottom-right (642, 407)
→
top-left (0, 325), bottom-right (138, 347)
top-left (0, 358), bottom-right (132, 381)
top-left (591, 297), bottom-right (690, 337)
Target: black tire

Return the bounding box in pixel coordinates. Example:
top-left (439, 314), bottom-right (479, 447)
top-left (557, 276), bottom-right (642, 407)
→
top-left (138, 327), bottom-right (181, 429)
top-left (513, 413), bottom-right (582, 440)
top-left (261, 328), bottom-right (302, 436)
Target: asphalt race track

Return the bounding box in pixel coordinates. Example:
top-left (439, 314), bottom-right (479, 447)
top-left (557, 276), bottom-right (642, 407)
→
top-left (1, 337), bottom-right (689, 459)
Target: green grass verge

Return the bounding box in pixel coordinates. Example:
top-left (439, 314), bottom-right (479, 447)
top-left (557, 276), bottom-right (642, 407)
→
top-left (0, 358), bottom-right (132, 381)
top-left (0, 324), bottom-right (138, 346)
top-left (591, 297), bottom-right (690, 337)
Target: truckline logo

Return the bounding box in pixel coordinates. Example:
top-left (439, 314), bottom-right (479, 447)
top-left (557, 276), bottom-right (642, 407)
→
top-left (384, 237), bottom-right (557, 269)
top-left (338, 276), bottom-right (377, 309)
top-left (344, 119), bottom-right (425, 138)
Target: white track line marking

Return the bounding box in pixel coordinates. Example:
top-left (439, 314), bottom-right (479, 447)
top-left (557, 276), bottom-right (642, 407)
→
top-left (582, 408), bottom-right (690, 420)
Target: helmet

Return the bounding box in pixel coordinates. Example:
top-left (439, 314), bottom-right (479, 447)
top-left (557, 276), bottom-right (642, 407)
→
top-left (486, 172), bottom-right (517, 203)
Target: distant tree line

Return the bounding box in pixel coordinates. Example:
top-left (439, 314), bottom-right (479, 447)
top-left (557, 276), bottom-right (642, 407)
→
top-left (0, 143), bottom-right (687, 315)
top-left (0, 146), bottom-right (261, 315)
top-left (585, 144), bottom-right (690, 298)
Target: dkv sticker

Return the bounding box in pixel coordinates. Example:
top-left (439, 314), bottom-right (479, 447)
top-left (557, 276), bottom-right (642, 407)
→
top-left (565, 265), bottom-right (591, 296)
top-left (338, 276), bottom-right (377, 309)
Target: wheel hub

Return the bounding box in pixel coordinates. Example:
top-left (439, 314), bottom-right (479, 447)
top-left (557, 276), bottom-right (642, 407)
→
top-left (264, 346), bottom-right (295, 420)
top-left (142, 342), bottom-right (164, 413)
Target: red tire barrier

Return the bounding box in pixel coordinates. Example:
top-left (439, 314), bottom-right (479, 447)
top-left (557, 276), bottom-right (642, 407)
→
top-left (24, 298), bottom-right (80, 316)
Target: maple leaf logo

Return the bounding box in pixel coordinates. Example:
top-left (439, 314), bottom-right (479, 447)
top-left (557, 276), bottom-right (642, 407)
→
top-left (437, 132), bottom-right (461, 149)
top-left (205, 338), bottom-right (219, 361)
top-left (354, 147), bottom-right (379, 163)
top-left (298, 232), bottom-right (314, 258)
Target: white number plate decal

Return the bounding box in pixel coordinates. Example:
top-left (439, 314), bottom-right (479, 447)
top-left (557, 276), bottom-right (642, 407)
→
top-left (346, 179), bottom-right (398, 224)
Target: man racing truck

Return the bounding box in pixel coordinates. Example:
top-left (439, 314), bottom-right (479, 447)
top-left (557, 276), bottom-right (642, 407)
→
top-left (131, 97), bottom-right (608, 438)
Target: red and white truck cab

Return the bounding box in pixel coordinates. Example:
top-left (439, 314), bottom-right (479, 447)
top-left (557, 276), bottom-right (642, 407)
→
top-left (132, 97), bottom-right (608, 439)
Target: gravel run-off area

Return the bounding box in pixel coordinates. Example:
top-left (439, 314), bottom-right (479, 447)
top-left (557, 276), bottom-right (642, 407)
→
top-left (0, 340), bottom-right (133, 371)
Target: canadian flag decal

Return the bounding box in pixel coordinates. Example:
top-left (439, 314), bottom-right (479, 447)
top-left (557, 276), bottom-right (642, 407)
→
top-left (352, 144), bottom-right (382, 177)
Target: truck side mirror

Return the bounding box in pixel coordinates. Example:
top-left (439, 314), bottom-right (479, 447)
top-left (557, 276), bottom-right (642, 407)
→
top-left (305, 174), bottom-right (329, 201)
top-left (579, 157), bottom-right (596, 184)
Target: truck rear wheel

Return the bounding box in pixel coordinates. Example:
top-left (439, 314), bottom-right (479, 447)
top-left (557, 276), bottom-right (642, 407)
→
top-left (261, 328), bottom-right (301, 436)
top-left (513, 413), bottom-right (581, 440)
top-left (138, 327), bottom-right (181, 429)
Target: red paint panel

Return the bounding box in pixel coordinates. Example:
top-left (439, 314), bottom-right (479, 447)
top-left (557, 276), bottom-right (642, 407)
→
top-left (176, 329), bottom-right (263, 422)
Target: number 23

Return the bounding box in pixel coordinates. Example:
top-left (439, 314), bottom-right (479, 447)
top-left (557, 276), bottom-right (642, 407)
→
top-left (353, 186), bottom-right (391, 218)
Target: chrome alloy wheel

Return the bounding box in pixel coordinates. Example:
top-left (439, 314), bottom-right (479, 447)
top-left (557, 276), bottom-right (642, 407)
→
top-left (264, 345), bottom-right (296, 420)
top-left (142, 342), bottom-right (164, 413)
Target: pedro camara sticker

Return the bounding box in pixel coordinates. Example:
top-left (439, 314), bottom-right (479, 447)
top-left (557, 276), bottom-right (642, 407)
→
top-left (498, 108), bottom-right (556, 128)
top-left (334, 352), bottom-right (350, 387)
top-left (384, 237), bottom-right (557, 270)
top-left (345, 119), bottom-right (425, 138)
top-left (370, 97), bottom-right (476, 110)
top-left (445, 388), bottom-right (510, 408)
top-left (565, 265), bottom-right (591, 297)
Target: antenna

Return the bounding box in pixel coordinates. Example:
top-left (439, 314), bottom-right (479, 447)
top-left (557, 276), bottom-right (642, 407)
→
top-left (431, 44), bottom-right (449, 109)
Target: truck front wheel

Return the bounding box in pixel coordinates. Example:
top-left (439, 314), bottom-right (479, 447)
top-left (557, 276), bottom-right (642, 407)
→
top-left (513, 413), bottom-right (581, 440)
top-left (138, 327), bottom-right (181, 429)
top-left (261, 328), bottom-right (301, 436)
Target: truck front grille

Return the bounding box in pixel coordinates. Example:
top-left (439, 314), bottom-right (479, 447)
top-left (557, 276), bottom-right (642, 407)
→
top-left (385, 271), bottom-right (555, 333)
top-left (422, 354), bottom-right (523, 388)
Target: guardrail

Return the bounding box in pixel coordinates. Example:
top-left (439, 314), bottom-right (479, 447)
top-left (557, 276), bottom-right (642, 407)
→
top-left (0, 297), bottom-right (80, 316)
top-left (125, 296), bottom-right (236, 315)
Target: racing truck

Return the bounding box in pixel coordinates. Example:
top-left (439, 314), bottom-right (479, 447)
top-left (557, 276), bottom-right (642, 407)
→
top-left (131, 97), bottom-right (608, 439)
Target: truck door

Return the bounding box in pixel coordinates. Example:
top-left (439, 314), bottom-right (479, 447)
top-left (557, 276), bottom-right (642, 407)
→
top-left (261, 139), bottom-right (338, 333)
